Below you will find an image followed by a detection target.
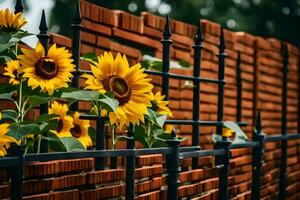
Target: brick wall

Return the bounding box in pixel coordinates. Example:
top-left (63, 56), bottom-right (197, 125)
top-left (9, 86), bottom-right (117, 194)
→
top-left (0, 0), bottom-right (299, 199)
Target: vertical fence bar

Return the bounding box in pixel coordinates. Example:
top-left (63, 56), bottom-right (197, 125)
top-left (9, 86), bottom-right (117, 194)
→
top-left (298, 51), bottom-right (300, 139)
top-left (125, 124), bottom-right (135, 200)
top-left (10, 147), bottom-right (24, 200)
top-left (14, 0), bottom-right (23, 14)
top-left (251, 111), bottom-right (265, 200)
top-left (70, 0), bottom-right (82, 111)
top-left (279, 42), bottom-right (289, 200)
top-left (95, 117), bottom-right (105, 170)
top-left (161, 15), bottom-right (172, 99)
top-left (216, 28), bottom-right (226, 136)
top-left (215, 27), bottom-right (230, 200)
top-left (166, 131), bottom-right (181, 200)
top-left (236, 51), bottom-right (242, 122)
top-left (191, 22), bottom-right (203, 169)
top-left (37, 10), bottom-right (50, 153)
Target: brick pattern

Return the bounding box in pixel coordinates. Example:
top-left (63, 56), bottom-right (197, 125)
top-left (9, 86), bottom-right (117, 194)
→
top-left (0, 0), bottom-right (299, 199)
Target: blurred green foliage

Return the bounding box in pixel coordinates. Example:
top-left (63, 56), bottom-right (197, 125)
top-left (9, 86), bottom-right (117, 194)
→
top-left (49, 0), bottom-right (300, 46)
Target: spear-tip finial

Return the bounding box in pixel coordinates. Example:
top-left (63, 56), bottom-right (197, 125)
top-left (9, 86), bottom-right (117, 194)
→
top-left (74, 0), bottom-right (82, 24)
top-left (255, 111), bottom-right (262, 131)
top-left (39, 9), bottom-right (48, 34)
top-left (195, 21), bottom-right (203, 45)
top-left (281, 42), bottom-right (289, 72)
top-left (163, 15), bottom-right (171, 38)
top-left (219, 27), bottom-right (225, 51)
top-left (14, 0), bottom-right (24, 14)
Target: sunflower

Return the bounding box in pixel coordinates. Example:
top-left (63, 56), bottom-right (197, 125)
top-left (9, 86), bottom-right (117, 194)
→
top-left (49, 101), bottom-right (73, 137)
top-left (222, 128), bottom-right (234, 137)
top-left (164, 124), bottom-right (174, 134)
top-left (18, 42), bottom-right (75, 95)
top-left (83, 52), bottom-right (153, 128)
top-left (70, 112), bottom-right (92, 148)
top-left (0, 8), bottom-right (27, 31)
top-left (150, 91), bottom-right (173, 117)
top-left (4, 60), bottom-right (21, 85)
top-left (0, 123), bottom-right (20, 157)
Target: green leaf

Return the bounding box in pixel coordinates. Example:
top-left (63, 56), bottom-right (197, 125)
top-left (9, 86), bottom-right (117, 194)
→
top-left (27, 95), bottom-right (56, 109)
top-left (178, 60), bottom-right (192, 68)
top-left (0, 92), bottom-right (14, 101)
top-left (145, 109), bottom-right (165, 128)
top-left (140, 60), bottom-right (150, 69)
top-left (0, 55), bottom-right (12, 64)
top-left (38, 119), bottom-right (58, 134)
top-left (114, 135), bottom-right (131, 144)
top-left (61, 90), bottom-right (118, 112)
top-left (2, 109), bottom-right (18, 122)
top-left (156, 114), bottom-right (167, 128)
top-left (7, 123), bottom-right (40, 140)
top-left (88, 127), bottom-right (96, 142)
top-left (133, 125), bottom-right (150, 148)
top-left (81, 52), bottom-right (98, 63)
top-left (48, 132), bottom-right (65, 152)
top-left (35, 114), bottom-right (58, 124)
top-left (0, 32), bottom-right (13, 44)
top-left (59, 137), bottom-right (86, 152)
top-left (211, 133), bottom-right (222, 144)
top-left (61, 90), bottom-right (100, 103)
top-left (150, 61), bottom-right (163, 71)
top-left (12, 31), bottom-right (34, 40)
top-left (0, 84), bottom-right (17, 94)
top-left (223, 121), bottom-right (249, 144)
top-left (98, 96), bottom-right (119, 112)
top-left (0, 41), bottom-right (16, 53)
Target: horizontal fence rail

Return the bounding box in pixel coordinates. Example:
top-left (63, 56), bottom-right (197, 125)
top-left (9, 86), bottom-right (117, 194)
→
top-left (0, 0), bottom-right (299, 200)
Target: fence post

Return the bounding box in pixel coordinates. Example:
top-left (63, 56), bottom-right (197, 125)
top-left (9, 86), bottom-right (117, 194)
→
top-left (70, 0), bottom-right (82, 111)
top-left (10, 146), bottom-right (24, 200)
top-left (14, 0), bottom-right (23, 14)
top-left (161, 15), bottom-right (172, 99)
top-left (95, 116), bottom-right (105, 170)
top-left (279, 42), bottom-right (289, 200)
top-left (215, 27), bottom-right (230, 200)
top-left (236, 52), bottom-right (242, 122)
top-left (125, 124), bottom-right (135, 200)
top-left (192, 22), bottom-right (203, 169)
top-left (166, 131), bottom-right (181, 200)
top-left (37, 10), bottom-right (50, 153)
top-left (251, 111), bottom-right (265, 200)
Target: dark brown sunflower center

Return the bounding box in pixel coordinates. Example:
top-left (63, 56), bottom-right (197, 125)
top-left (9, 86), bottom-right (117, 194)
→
top-left (13, 70), bottom-right (18, 78)
top-left (35, 57), bottom-right (58, 79)
top-left (57, 119), bottom-right (64, 133)
top-left (70, 124), bottom-right (81, 138)
top-left (102, 75), bottom-right (131, 105)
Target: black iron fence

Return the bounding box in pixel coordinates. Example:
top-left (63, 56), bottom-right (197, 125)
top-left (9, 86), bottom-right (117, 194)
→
top-left (1, 0), bottom-right (299, 200)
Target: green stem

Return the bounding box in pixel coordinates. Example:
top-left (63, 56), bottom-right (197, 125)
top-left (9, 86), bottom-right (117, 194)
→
top-left (15, 42), bottom-right (18, 57)
top-left (111, 125), bottom-right (115, 150)
top-left (37, 135), bottom-right (41, 154)
top-left (147, 123), bottom-right (152, 148)
top-left (18, 79), bottom-right (23, 122)
top-left (20, 97), bottom-right (28, 122)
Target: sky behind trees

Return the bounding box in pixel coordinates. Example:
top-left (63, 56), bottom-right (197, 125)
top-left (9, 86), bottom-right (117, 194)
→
top-left (52, 0), bottom-right (300, 46)
top-left (1, 0), bottom-right (299, 46)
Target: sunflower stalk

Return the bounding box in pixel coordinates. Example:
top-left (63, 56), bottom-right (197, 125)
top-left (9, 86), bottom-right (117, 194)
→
top-left (111, 125), bottom-right (116, 150)
top-left (36, 135), bottom-right (42, 154)
top-left (147, 123), bottom-right (153, 148)
top-left (24, 135), bottom-right (40, 155)
top-left (17, 79), bottom-right (23, 122)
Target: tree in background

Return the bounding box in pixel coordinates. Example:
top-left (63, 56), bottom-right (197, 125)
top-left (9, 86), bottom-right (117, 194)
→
top-left (49, 0), bottom-right (300, 46)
